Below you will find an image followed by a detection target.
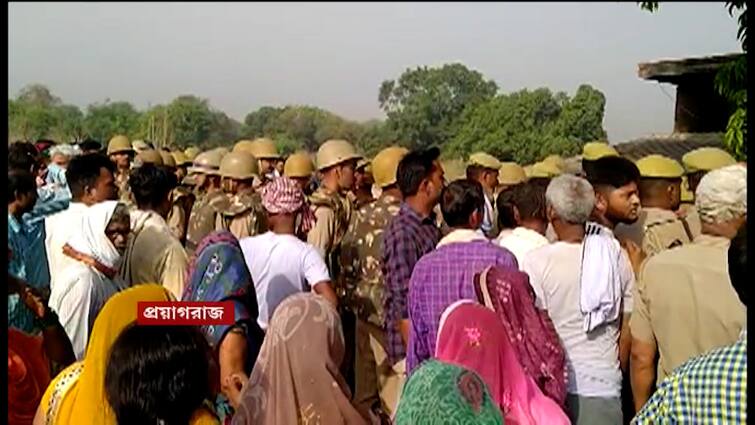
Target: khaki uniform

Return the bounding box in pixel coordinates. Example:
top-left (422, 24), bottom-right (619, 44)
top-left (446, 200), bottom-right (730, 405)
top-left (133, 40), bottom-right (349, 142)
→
top-left (679, 203), bottom-right (702, 239)
top-left (339, 193), bottom-right (404, 416)
top-left (215, 190), bottom-right (267, 240)
top-left (614, 207), bottom-right (695, 257)
top-left (186, 190), bottom-right (229, 254)
top-left (115, 170), bottom-right (134, 208)
top-left (307, 187), bottom-right (353, 274)
top-left (119, 210), bottom-right (189, 300)
top-left (630, 235), bottom-right (746, 383)
top-left (167, 187), bottom-right (195, 246)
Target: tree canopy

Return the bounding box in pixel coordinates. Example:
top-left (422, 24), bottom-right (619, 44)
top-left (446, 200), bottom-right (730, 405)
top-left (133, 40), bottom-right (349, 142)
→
top-left (446, 85), bottom-right (607, 164)
top-left (378, 63), bottom-right (498, 150)
top-left (9, 63), bottom-right (609, 163)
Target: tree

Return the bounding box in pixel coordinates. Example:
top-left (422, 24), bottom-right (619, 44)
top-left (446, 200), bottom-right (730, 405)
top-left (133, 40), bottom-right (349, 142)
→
top-left (640, 1), bottom-right (747, 159)
top-left (378, 63), bottom-right (498, 150)
top-left (446, 85), bottom-right (607, 164)
top-left (165, 95), bottom-right (215, 148)
top-left (84, 101), bottom-right (142, 142)
top-left (555, 84), bottom-right (607, 142)
top-left (16, 83), bottom-right (62, 108)
top-left (242, 106), bottom-right (285, 138)
top-left (53, 105), bottom-right (86, 143)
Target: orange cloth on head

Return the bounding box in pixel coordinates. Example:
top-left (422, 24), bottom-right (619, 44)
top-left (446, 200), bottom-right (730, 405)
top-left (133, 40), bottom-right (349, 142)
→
top-left (8, 329), bottom-right (51, 425)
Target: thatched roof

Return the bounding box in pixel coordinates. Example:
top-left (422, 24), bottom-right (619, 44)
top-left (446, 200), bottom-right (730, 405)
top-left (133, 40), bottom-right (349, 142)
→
top-left (613, 132), bottom-right (725, 162)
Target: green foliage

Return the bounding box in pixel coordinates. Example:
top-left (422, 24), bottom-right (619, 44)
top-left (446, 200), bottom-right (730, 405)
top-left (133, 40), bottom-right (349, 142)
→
top-left (84, 101), bottom-right (141, 142)
top-left (378, 63), bottom-right (498, 150)
top-left (446, 85), bottom-right (607, 164)
top-left (638, 2), bottom-right (659, 12)
top-left (53, 105), bottom-right (86, 142)
top-left (242, 106), bottom-right (285, 138)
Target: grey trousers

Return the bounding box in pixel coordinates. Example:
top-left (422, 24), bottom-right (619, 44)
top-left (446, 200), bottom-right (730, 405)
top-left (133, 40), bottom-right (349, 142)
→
top-left (566, 393), bottom-right (623, 425)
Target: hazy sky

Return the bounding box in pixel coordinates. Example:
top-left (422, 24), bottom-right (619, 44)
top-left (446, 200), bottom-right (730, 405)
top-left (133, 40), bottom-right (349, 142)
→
top-left (9, 2), bottom-right (742, 142)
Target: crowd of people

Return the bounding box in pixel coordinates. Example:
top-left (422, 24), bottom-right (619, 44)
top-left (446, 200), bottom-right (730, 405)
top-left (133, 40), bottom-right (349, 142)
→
top-left (7, 134), bottom-right (747, 425)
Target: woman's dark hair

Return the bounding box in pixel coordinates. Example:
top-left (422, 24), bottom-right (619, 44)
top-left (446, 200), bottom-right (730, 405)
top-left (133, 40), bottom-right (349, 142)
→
top-left (585, 156), bottom-right (640, 191)
top-left (67, 153), bottom-right (115, 199)
top-left (79, 139), bottom-right (103, 153)
top-left (129, 164), bottom-right (177, 208)
top-left (105, 325), bottom-right (213, 425)
top-left (440, 179), bottom-right (484, 228)
top-left (496, 186), bottom-right (518, 230)
top-left (396, 147), bottom-right (441, 198)
top-left (8, 170), bottom-right (36, 204)
top-left (8, 142), bottom-right (40, 173)
top-left (728, 226), bottom-right (747, 307)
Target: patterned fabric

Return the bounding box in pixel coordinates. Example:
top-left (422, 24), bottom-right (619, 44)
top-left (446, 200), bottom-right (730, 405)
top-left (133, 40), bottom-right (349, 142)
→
top-left (435, 301), bottom-right (570, 425)
top-left (475, 266), bottom-right (568, 407)
top-left (407, 239), bottom-right (518, 373)
top-left (632, 332), bottom-right (747, 424)
top-left (394, 359), bottom-right (504, 425)
top-left (232, 293), bottom-right (366, 425)
top-left (183, 231), bottom-right (263, 364)
top-left (9, 213), bottom-right (49, 334)
top-left (261, 177), bottom-right (314, 234)
top-left (8, 328), bottom-right (52, 425)
top-left (339, 193), bottom-right (401, 327)
top-left (381, 203), bottom-right (441, 364)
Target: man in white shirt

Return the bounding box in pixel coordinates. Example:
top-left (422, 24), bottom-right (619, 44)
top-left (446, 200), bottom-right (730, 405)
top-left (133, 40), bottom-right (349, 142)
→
top-left (45, 153), bottom-right (118, 292)
top-left (496, 180), bottom-right (549, 265)
top-left (522, 175), bottom-right (633, 425)
top-left (240, 177), bottom-right (337, 329)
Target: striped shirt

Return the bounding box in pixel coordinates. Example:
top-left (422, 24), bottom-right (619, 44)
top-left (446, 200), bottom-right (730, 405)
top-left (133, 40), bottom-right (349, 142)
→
top-left (633, 330), bottom-right (747, 424)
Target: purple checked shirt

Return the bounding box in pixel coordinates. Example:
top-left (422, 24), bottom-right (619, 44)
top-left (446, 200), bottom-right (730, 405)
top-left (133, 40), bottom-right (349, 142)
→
top-left (406, 238), bottom-right (518, 373)
top-left (382, 203), bottom-right (441, 364)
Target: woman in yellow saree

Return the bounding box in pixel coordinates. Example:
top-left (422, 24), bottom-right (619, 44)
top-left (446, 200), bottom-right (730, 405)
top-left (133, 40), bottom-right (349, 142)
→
top-left (33, 284), bottom-right (219, 425)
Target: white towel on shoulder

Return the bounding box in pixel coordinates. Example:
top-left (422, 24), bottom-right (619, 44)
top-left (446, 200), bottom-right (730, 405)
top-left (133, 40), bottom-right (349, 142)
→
top-left (579, 222), bottom-right (623, 333)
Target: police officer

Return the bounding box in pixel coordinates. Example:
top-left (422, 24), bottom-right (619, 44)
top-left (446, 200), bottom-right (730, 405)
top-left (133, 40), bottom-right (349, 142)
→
top-left (680, 147), bottom-right (737, 238)
top-left (184, 146), bottom-right (201, 162)
top-left (171, 150), bottom-right (192, 183)
top-left (497, 162), bottom-right (527, 194)
top-left (186, 149), bottom-right (228, 254)
top-left (107, 134), bottom-right (135, 207)
top-left (466, 152), bottom-right (502, 237)
top-left (339, 146), bottom-right (408, 418)
top-left (235, 138), bottom-right (282, 188)
top-left (615, 154), bottom-right (694, 257)
top-left (215, 151), bottom-right (267, 240)
top-left (308, 139), bottom-right (362, 271)
top-left (283, 151), bottom-right (315, 194)
top-left (351, 158), bottom-right (375, 210)
top-left (581, 141), bottom-right (619, 177)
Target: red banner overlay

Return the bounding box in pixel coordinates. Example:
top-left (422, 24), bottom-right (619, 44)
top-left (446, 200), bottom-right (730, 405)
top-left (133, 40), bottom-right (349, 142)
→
top-left (137, 302), bottom-right (235, 326)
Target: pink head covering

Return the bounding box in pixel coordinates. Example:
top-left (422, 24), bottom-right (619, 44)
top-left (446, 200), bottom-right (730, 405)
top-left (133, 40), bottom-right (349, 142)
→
top-left (435, 301), bottom-right (570, 425)
top-left (474, 266), bottom-right (567, 406)
top-left (261, 176), bottom-right (315, 234)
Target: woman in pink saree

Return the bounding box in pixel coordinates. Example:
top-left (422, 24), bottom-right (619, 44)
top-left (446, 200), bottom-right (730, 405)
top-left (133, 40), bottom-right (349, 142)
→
top-left (435, 300), bottom-right (570, 425)
top-left (474, 265), bottom-right (567, 406)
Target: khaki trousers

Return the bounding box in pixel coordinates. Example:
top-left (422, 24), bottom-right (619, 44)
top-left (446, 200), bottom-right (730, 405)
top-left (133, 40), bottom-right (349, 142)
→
top-left (354, 319), bottom-right (406, 417)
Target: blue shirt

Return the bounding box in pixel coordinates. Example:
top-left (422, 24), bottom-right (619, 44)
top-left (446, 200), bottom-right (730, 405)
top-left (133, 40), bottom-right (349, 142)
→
top-left (8, 212), bottom-right (51, 334)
